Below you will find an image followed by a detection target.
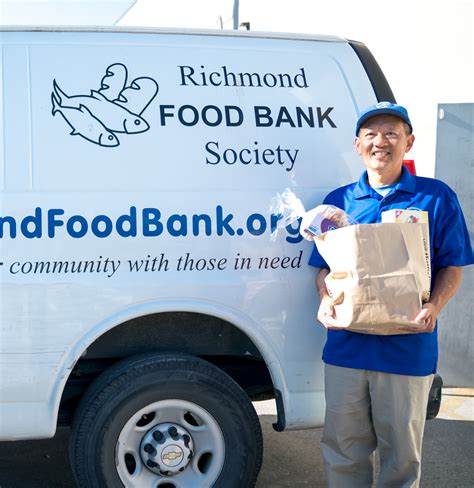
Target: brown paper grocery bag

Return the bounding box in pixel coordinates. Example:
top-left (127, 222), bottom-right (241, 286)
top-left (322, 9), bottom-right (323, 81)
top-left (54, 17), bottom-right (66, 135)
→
top-left (314, 223), bottom-right (431, 335)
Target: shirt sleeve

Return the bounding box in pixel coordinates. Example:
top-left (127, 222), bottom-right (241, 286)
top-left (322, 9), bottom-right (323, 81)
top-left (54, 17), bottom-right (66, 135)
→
top-left (432, 187), bottom-right (473, 269)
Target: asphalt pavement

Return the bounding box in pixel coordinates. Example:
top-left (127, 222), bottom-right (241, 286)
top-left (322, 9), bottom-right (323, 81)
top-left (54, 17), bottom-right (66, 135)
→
top-left (0, 389), bottom-right (472, 487)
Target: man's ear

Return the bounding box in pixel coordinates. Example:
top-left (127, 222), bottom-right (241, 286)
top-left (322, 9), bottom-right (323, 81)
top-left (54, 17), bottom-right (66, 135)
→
top-left (354, 137), bottom-right (362, 155)
top-left (406, 134), bottom-right (415, 153)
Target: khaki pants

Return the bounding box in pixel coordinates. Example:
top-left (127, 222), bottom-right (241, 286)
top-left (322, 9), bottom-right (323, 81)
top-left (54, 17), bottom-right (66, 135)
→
top-left (322, 364), bottom-right (433, 488)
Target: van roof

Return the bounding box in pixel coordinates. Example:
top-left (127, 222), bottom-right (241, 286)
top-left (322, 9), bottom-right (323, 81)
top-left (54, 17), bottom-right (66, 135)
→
top-left (0, 26), bottom-right (346, 43)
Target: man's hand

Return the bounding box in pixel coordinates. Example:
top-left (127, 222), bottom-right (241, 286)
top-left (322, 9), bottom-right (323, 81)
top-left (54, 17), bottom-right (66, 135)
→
top-left (403, 267), bottom-right (463, 333)
top-left (316, 268), bottom-right (340, 329)
top-left (317, 294), bottom-right (340, 329)
top-left (412, 302), bottom-right (438, 333)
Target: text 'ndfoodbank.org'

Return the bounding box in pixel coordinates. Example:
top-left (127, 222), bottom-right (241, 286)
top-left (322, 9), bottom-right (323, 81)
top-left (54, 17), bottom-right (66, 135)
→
top-left (0, 206), bottom-right (302, 244)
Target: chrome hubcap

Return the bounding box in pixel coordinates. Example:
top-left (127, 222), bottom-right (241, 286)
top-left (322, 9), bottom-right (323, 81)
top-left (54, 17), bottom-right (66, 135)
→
top-left (116, 399), bottom-right (225, 488)
top-left (140, 422), bottom-right (194, 476)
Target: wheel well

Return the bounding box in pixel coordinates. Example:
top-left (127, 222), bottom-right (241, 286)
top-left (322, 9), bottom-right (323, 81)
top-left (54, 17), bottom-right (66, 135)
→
top-left (59, 312), bottom-right (275, 424)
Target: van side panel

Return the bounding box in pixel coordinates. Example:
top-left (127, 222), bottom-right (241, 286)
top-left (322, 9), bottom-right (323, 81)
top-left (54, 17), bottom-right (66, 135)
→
top-left (2, 45), bottom-right (32, 190)
top-left (0, 43), bottom-right (3, 191)
top-left (0, 31), bottom-right (379, 439)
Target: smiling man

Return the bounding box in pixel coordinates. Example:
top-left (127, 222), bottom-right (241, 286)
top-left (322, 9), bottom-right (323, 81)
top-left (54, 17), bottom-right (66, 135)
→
top-left (309, 102), bottom-right (473, 487)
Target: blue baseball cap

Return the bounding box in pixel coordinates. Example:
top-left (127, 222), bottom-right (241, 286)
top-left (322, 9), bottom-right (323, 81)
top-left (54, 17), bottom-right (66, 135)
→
top-left (355, 101), bottom-right (413, 135)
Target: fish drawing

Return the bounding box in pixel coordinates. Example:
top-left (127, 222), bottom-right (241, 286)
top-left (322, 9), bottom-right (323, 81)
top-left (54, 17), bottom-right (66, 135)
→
top-left (51, 63), bottom-right (158, 147)
top-left (51, 93), bottom-right (119, 147)
top-left (52, 80), bottom-right (149, 134)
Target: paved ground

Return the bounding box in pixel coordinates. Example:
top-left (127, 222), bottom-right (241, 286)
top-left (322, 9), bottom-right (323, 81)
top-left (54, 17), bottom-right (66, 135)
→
top-left (0, 389), bottom-right (472, 487)
top-left (255, 389), bottom-right (474, 487)
top-left (255, 388), bottom-right (474, 487)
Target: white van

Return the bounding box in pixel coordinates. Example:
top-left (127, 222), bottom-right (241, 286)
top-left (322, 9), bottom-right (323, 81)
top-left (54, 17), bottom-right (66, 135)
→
top-left (0, 27), bottom-right (395, 487)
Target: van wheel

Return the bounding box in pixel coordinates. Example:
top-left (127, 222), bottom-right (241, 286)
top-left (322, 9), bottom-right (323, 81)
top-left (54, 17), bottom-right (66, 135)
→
top-left (70, 353), bottom-right (263, 488)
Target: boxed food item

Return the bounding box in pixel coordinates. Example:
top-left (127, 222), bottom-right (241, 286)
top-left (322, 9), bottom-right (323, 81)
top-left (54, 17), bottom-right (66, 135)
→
top-left (382, 209), bottom-right (429, 224)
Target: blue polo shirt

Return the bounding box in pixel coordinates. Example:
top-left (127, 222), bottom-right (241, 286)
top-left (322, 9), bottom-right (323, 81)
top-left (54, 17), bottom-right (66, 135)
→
top-left (309, 166), bottom-right (473, 376)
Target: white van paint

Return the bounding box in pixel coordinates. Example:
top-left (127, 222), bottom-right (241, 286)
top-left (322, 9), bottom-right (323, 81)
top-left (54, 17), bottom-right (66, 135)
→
top-left (0, 28), bottom-right (388, 486)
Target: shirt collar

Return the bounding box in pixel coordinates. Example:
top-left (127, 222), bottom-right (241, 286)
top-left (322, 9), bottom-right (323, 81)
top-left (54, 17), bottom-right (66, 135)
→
top-left (353, 166), bottom-right (416, 199)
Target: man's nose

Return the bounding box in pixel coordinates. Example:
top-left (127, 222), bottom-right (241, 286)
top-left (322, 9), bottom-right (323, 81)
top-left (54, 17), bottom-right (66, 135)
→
top-left (373, 133), bottom-right (388, 145)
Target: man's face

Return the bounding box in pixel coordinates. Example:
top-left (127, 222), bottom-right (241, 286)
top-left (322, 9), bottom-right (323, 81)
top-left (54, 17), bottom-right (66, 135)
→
top-left (354, 115), bottom-right (415, 173)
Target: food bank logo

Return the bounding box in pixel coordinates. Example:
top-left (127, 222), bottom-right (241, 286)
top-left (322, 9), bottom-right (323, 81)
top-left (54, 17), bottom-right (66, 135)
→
top-left (51, 63), bottom-right (158, 147)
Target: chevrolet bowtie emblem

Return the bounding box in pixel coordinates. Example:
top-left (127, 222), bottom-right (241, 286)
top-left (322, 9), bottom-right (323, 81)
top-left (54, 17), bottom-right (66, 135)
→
top-left (163, 450), bottom-right (183, 462)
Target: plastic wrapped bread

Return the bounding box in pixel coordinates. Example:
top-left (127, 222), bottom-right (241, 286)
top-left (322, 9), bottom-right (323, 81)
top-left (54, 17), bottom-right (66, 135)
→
top-left (301, 205), bottom-right (358, 238)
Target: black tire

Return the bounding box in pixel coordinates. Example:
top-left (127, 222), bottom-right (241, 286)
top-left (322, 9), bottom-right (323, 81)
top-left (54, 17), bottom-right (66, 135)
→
top-left (70, 353), bottom-right (263, 488)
